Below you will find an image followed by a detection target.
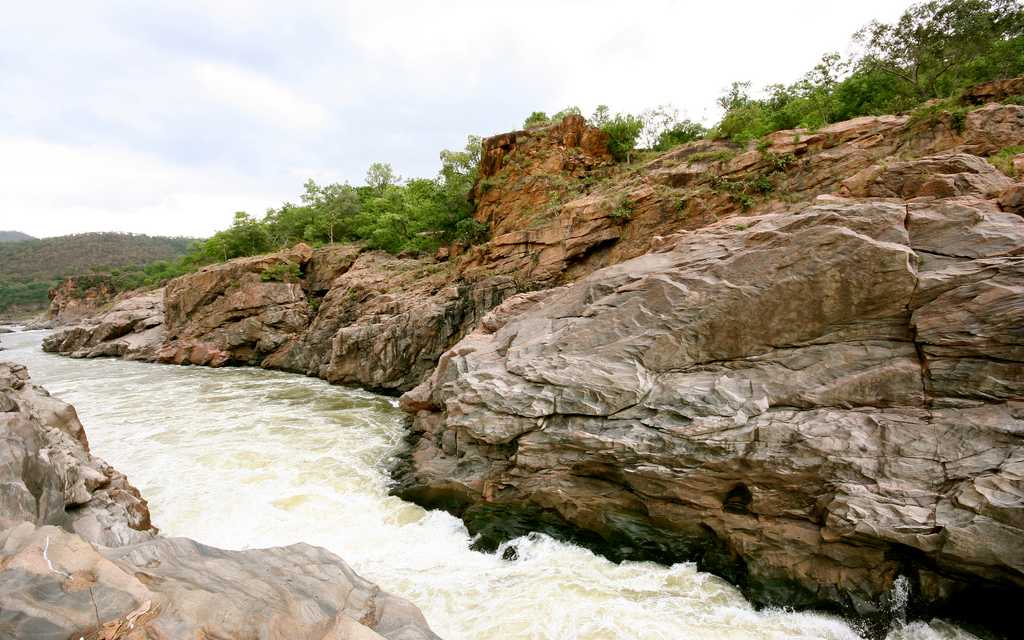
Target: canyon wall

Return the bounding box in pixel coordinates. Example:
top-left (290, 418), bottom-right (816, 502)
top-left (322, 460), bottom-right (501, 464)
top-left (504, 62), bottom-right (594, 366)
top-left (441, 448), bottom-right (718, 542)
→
top-left (392, 155), bottom-right (1024, 635)
top-left (38, 84), bottom-right (1024, 634)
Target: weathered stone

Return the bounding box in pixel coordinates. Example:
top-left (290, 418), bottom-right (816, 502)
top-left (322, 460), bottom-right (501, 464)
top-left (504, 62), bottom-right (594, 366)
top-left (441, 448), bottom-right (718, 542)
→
top-left (43, 289), bottom-right (164, 361)
top-left (0, 362), bottom-right (156, 547)
top-left (392, 195), bottom-right (1024, 635)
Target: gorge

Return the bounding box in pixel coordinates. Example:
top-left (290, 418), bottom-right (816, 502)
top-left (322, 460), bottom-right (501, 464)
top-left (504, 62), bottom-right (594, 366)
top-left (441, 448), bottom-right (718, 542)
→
top-left (11, 81), bottom-right (1024, 640)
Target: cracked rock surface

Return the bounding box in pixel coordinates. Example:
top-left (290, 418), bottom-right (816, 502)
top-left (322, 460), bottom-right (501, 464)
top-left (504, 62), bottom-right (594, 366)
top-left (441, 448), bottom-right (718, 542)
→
top-left (393, 154), bottom-right (1024, 635)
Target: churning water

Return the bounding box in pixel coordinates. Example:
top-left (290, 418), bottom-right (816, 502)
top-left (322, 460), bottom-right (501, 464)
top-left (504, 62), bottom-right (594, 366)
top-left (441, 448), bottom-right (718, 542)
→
top-left (1, 330), bottom-right (978, 640)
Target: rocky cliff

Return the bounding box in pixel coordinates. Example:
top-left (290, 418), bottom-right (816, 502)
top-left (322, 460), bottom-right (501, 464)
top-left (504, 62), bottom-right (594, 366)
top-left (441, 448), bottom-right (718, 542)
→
top-left (0, 362), bottom-right (439, 640)
top-left (392, 154), bottom-right (1023, 636)
top-left (38, 82), bottom-right (1024, 634)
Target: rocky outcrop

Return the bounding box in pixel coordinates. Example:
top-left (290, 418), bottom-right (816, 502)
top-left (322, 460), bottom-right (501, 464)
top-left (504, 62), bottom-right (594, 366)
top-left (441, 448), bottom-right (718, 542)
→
top-left (46, 275), bottom-right (119, 325)
top-left (457, 102), bottom-right (1024, 286)
top-left (46, 243), bottom-right (517, 393)
top-left (41, 289), bottom-right (165, 361)
top-left (157, 243), bottom-right (314, 366)
top-left (392, 155), bottom-right (1024, 636)
top-left (0, 362), bottom-right (155, 547)
top-left (43, 94), bottom-right (1024, 396)
top-left (264, 251), bottom-right (516, 392)
top-left (0, 362), bottom-right (439, 640)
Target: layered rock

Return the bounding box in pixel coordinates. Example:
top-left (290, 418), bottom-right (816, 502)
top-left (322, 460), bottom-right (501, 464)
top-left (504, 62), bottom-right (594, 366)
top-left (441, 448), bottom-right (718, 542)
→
top-left (46, 243), bottom-right (517, 393)
top-left (43, 92), bottom-right (1024, 398)
top-left (457, 102), bottom-right (1024, 285)
top-left (41, 289), bottom-right (164, 361)
top-left (264, 251), bottom-right (516, 392)
top-left (0, 362), bottom-right (439, 640)
top-left (0, 362), bottom-right (155, 547)
top-left (46, 275), bottom-right (119, 325)
top-left (392, 155), bottom-right (1024, 635)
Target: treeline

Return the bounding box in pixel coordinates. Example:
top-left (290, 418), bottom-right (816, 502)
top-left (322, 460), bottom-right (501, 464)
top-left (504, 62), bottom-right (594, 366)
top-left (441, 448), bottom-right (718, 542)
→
top-left (0, 233), bottom-right (196, 313)
top-left (186, 137), bottom-right (485, 265)
top-left (526, 0), bottom-right (1024, 154)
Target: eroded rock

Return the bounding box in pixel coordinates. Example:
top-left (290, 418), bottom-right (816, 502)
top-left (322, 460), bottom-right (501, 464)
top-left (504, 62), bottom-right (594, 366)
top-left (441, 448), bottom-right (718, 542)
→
top-left (392, 189), bottom-right (1024, 635)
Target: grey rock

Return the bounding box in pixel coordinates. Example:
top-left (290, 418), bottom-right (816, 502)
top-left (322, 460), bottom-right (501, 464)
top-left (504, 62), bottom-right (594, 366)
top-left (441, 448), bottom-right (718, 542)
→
top-left (393, 181), bottom-right (1024, 632)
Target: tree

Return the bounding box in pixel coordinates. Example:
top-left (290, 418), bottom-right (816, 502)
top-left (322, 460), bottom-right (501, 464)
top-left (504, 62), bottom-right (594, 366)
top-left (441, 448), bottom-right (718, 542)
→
top-left (523, 111), bottom-right (550, 128)
top-left (590, 105), bottom-right (611, 127)
top-left (855, 0), bottom-right (1024, 99)
top-left (301, 180), bottom-right (360, 244)
top-left (599, 112), bottom-right (644, 162)
top-left (654, 119), bottom-right (707, 150)
top-left (365, 162), bottom-right (400, 193)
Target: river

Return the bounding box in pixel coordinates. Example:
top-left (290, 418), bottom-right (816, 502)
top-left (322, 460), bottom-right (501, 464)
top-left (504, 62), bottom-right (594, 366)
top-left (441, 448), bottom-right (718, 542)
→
top-left (0, 330), bottom-right (975, 640)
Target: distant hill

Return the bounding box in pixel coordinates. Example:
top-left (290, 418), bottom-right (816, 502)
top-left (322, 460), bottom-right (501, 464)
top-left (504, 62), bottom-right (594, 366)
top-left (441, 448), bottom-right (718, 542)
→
top-left (0, 230), bottom-right (36, 242)
top-left (0, 232), bottom-right (198, 315)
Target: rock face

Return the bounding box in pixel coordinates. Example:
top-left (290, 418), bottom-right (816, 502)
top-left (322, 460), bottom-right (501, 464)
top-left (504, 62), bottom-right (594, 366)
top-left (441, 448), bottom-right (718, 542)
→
top-left (457, 102), bottom-right (1024, 286)
top-left (41, 289), bottom-right (165, 361)
top-left (0, 362), bottom-right (156, 547)
top-left (392, 155), bottom-right (1024, 636)
top-left (46, 243), bottom-right (516, 393)
top-left (264, 251), bottom-right (516, 392)
top-left (46, 276), bottom-right (119, 325)
top-left (0, 362), bottom-right (439, 640)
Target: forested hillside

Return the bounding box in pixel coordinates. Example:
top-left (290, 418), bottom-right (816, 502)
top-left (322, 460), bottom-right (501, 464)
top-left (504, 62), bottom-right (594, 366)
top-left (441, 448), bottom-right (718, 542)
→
top-left (0, 233), bottom-right (196, 314)
top-left (0, 231), bottom-right (35, 242)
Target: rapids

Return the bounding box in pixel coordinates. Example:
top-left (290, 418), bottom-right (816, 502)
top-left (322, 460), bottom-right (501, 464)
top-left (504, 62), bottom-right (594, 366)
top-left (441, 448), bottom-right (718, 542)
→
top-left (0, 330), bottom-right (978, 640)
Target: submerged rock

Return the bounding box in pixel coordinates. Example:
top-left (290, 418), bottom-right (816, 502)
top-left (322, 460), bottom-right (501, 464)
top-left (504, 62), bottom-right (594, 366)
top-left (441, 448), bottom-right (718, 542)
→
top-left (0, 362), bottom-right (440, 640)
top-left (392, 159), bottom-right (1024, 636)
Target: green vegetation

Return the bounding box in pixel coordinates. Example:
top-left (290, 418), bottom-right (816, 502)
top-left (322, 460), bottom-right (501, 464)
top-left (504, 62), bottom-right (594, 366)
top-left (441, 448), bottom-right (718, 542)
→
top-left (0, 233), bottom-right (197, 313)
top-left (711, 0), bottom-right (1024, 143)
top-left (195, 136), bottom-right (485, 262)
top-left (609, 197), bottom-right (635, 222)
top-left (989, 145), bottom-right (1024, 175)
top-left (523, 1), bottom-right (1022, 152)
top-left (260, 262), bottom-right (302, 283)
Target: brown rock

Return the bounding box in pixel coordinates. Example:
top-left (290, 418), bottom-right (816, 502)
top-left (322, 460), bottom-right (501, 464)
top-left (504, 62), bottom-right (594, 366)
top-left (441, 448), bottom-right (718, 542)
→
top-left (1000, 183), bottom-right (1024, 215)
top-left (392, 197), bottom-right (1024, 633)
top-left (961, 76), bottom-right (1024, 104)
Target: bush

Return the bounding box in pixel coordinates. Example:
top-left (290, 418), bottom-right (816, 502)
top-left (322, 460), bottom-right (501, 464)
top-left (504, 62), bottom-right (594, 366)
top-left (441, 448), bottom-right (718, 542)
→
top-left (600, 113), bottom-right (644, 162)
top-left (260, 262), bottom-right (302, 283)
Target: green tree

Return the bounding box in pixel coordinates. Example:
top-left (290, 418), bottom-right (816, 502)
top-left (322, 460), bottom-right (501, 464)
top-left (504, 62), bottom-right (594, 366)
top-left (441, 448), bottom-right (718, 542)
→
top-left (855, 0), bottom-right (1024, 99)
top-left (365, 162), bottom-right (400, 193)
top-left (523, 111), bottom-right (550, 128)
top-left (600, 112), bottom-right (644, 162)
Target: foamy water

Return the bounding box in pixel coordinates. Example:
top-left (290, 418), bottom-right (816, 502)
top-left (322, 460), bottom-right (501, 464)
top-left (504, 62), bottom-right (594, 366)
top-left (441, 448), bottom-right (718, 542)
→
top-left (0, 330), bottom-right (977, 640)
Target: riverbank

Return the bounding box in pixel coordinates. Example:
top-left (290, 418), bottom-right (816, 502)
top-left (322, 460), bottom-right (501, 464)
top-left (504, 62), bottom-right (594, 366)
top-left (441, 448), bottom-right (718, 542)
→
top-left (0, 330), bottom-right (979, 640)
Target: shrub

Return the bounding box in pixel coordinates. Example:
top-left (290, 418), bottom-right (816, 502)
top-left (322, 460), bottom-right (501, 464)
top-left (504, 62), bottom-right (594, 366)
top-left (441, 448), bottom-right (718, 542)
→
top-left (260, 262), bottom-right (301, 283)
top-left (600, 113), bottom-right (644, 162)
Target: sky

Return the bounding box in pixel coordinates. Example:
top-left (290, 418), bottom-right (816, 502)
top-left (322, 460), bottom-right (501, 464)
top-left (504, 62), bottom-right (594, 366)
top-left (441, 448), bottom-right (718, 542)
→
top-left (0, 0), bottom-right (917, 239)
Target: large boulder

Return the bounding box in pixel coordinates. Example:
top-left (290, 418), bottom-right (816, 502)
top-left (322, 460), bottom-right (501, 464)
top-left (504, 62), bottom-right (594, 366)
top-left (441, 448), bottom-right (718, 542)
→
top-left (263, 251), bottom-right (516, 392)
top-left (42, 289), bottom-right (165, 361)
top-left (158, 243), bottom-right (315, 366)
top-left (0, 523), bottom-right (439, 640)
top-left (0, 362), bottom-right (155, 547)
top-left (392, 162), bottom-right (1024, 635)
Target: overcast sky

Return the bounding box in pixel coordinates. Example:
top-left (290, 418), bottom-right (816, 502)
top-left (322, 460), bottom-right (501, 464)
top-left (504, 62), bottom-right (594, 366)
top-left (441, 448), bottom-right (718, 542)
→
top-left (1, 1), bottom-right (917, 239)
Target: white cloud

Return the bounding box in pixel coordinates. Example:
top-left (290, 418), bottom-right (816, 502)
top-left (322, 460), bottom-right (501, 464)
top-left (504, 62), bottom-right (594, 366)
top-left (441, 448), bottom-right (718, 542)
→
top-left (0, 0), bottom-right (921, 238)
top-left (0, 136), bottom-right (287, 238)
top-left (193, 61), bottom-right (329, 131)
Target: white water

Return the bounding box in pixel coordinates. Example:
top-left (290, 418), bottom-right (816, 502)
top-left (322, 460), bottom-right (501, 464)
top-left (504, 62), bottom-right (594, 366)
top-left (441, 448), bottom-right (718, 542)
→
top-left (1, 330), bottom-right (977, 640)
